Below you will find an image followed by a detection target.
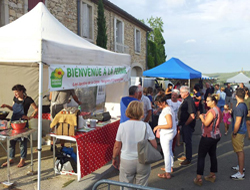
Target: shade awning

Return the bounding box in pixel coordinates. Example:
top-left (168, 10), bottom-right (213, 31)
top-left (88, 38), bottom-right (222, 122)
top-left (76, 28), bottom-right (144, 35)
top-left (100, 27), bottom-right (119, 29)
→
top-left (143, 57), bottom-right (201, 79)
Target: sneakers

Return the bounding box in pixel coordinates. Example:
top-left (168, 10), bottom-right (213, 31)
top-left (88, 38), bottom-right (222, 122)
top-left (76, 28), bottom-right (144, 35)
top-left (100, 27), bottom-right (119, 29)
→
top-left (231, 165), bottom-right (246, 172)
top-left (179, 159), bottom-right (191, 166)
top-left (178, 156), bottom-right (186, 161)
top-left (230, 171), bottom-right (245, 180)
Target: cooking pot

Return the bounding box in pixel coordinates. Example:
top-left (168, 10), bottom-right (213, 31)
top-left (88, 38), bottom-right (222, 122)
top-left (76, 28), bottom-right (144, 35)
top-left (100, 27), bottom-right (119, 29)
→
top-left (11, 120), bottom-right (27, 130)
top-left (0, 111), bottom-right (9, 120)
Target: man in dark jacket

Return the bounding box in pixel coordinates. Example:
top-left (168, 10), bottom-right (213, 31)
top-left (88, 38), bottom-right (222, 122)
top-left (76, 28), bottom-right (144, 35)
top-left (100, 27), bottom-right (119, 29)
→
top-left (178, 86), bottom-right (196, 166)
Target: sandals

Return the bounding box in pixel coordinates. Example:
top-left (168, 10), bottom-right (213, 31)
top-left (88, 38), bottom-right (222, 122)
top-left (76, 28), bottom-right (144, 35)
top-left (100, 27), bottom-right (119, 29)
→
top-left (17, 161), bottom-right (26, 168)
top-left (158, 173), bottom-right (171, 179)
top-left (194, 178), bottom-right (203, 186)
top-left (204, 175), bottom-right (216, 183)
top-left (1, 160), bottom-right (14, 168)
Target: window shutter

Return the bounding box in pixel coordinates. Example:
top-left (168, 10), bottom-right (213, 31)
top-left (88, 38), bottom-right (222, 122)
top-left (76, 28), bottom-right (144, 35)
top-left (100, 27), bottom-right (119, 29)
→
top-left (81, 3), bottom-right (89, 38)
top-left (28, 0), bottom-right (45, 11)
top-left (134, 29), bottom-right (137, 51)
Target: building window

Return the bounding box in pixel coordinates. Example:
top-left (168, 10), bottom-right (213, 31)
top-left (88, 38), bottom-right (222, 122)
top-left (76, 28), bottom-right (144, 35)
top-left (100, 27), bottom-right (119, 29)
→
top-left (80, 0), bottom-right (94, 40)
top-left (0, 0), bottom-right (8, 27)
top-left (114, 17), bottom-right (128, 53)
top-left (134, 28), bottom-right (141, 53)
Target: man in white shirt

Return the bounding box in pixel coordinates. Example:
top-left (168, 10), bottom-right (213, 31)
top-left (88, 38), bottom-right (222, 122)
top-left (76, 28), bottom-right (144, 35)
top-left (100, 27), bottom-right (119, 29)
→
top-left (138, 85), bottom-right (152, 122)
top-left (215, 84), bottom-right (220, 94)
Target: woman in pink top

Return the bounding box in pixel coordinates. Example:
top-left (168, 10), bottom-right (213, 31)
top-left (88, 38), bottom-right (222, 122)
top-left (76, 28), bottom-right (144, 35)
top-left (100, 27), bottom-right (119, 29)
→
top-left (194, 94), bottom-right (222, 186)
top-left (223, 104), bottom-right (231, 135)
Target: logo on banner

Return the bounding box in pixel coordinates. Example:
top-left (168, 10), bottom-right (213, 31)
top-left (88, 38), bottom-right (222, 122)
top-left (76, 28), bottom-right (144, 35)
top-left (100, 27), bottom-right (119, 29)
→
top-left (50, 68), bottom-right (64, 88)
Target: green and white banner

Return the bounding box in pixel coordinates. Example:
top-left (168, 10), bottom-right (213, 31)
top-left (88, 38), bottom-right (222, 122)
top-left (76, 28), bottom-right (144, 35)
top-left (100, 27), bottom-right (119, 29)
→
top-left (49, 65), bottom-right (130, 90)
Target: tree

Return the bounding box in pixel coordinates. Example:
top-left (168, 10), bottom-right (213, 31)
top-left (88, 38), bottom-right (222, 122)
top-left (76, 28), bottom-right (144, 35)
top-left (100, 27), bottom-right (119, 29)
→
top-left (147, 40), bottom-right (156, 69)
top-left (147, 16), bottom-right (164, 33)
top-left (144, 16), bottom-right (166, 68)
top-left (96, 0), bottom-right (107, 49)
top-left (154, 28), bottom-right (166, 66)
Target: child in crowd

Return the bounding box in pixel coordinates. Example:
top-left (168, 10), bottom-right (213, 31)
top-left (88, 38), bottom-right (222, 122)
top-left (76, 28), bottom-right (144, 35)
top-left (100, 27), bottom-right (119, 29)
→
top-left (223, 104), bottom-right (231, 135)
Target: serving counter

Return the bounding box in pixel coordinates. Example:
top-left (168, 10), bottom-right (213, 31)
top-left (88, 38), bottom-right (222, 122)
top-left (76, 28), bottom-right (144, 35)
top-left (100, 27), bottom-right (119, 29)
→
top-left (50, 119), bottom-right (120, 181)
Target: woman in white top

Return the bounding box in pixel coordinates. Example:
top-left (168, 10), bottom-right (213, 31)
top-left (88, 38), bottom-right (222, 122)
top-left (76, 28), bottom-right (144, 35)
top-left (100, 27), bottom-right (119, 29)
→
top-left (112, 101), bottom-right (157, 189)
top-left (153, 96), bottom-right (177, 179)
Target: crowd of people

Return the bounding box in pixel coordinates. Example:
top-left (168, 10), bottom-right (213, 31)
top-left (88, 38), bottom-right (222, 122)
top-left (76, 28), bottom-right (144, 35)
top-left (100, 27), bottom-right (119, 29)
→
top-left (1, 82), bottom-right (249, 188)
top-left (112, 81), bottom-right (250, 189)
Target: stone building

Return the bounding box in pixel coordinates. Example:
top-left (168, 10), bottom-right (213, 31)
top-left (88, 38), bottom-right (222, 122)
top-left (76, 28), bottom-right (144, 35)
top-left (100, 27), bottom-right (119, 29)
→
top-left (0, 0), bottom-right (151, 77)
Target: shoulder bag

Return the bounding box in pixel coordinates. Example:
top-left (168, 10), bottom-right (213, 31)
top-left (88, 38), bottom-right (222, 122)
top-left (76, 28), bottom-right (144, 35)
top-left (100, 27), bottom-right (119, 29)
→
top-left (137, 123), bottom-right (162, 164)
top-left (51, 92), bottom-right (64, 118)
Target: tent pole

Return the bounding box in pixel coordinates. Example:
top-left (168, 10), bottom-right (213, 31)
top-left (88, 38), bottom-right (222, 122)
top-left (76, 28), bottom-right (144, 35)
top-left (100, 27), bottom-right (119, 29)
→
top-left (37, 62), bottom-right (43, 190)
top-left (188, 79), bottom-right (190, 88)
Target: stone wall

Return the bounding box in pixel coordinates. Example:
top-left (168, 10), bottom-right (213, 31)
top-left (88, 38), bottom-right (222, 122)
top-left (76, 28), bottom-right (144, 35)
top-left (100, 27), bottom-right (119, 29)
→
top-left (6, 0), bottom-right (147, 71)
top-left (47, 0), bottom-right (78, 34)
top-left (8, 0), bottom-right (24, 22)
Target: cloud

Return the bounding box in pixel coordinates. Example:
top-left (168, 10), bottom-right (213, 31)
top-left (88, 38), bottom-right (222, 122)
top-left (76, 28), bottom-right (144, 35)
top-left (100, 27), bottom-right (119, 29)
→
top-left (188, 0), bottom-right (250, 21)
top-left (184, 39), bottom-right (196, 43)
top-left (163, 0), bottom-right (186, 7)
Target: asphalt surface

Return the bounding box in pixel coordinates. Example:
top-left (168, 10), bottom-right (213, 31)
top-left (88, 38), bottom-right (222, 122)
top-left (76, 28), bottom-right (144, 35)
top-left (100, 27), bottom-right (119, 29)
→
top-left (66, 120), bottom-right (250, 190)
top-left (1, 120), bottom-right (250, 190)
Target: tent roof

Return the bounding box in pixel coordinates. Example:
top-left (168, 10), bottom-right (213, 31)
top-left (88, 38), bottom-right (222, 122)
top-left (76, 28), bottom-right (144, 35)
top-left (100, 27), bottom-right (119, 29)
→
top-left (0, 2), bottom-right (130, 66)
top-left (226, 72), bottom-right (250, 83)
top-left (202, 74), bottom-right (215, 80)
top-left (143, 57), bottom-right (201, 79)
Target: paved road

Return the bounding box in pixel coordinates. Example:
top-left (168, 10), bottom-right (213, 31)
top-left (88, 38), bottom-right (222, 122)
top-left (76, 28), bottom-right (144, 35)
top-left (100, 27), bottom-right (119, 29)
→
top-left (67, 120), bottom-right (250, 190)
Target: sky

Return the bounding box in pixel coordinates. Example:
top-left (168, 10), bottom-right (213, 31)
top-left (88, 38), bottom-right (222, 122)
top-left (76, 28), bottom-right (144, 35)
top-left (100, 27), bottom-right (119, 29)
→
top-left (109, 0), bottom-right (250, 74)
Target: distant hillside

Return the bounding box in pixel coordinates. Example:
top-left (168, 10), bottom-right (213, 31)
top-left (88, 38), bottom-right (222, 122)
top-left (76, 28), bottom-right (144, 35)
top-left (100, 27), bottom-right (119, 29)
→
top-left (204, 71), bottom-right (250, 84)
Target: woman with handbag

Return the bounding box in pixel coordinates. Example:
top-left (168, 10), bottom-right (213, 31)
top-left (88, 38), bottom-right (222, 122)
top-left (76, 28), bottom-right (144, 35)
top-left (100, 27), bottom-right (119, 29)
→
top-left (194, 94), bottom-right (222, 186)
top-left (112, 101), bottom-right (157, 189)
top-left (153, 96), bottom-right (177, 179)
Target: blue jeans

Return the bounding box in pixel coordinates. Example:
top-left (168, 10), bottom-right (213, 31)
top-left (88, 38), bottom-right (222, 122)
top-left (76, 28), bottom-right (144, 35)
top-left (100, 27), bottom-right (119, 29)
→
top-left (182, 124), bottom-right (194, 161)
top-left (9, 137), bottom-right (27, 159)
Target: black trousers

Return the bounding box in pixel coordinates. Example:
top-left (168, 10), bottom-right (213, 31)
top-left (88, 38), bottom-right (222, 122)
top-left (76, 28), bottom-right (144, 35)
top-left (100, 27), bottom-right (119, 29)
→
top-left (197, 136), bottom-right (220, 175)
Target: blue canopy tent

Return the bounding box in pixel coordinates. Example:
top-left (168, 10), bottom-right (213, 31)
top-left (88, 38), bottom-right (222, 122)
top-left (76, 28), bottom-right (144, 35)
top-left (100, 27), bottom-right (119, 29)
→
top-left (143, 57), bottom-right (201, 79)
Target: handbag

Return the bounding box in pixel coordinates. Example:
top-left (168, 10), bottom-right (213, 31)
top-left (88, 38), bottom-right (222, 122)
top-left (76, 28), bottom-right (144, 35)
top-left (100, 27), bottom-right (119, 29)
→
top-left (137, 123), bottom-right (162, 164)
top-left (51, 104), bottom-right (64, 118)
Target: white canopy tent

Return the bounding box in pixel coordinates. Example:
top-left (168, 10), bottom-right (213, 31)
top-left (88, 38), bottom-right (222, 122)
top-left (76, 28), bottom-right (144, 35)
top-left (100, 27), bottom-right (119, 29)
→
top-left (0, 3), bottom-right (130, 189)
top-left (226, 72), bottom-right (250, 84)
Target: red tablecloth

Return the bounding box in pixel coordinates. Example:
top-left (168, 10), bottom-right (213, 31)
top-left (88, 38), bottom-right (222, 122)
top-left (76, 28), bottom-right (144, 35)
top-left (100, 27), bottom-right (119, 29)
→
top-left (75, 120), bottom-right (120, 178)
top-left (34, 113), bottom-right (51, 120)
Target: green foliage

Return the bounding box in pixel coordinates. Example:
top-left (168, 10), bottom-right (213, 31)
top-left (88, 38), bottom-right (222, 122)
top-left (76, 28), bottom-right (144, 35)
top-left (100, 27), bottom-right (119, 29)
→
top-left (154, 28), bottom-right (166, 65)
top-left (96, 0), bottom-right (107, 49)
top-left (145, 17), bottom-right (166, 68)
top-left (147, 40), bottom-right (156, 69)
top-left (147, 16), bottom-right (164, 32)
